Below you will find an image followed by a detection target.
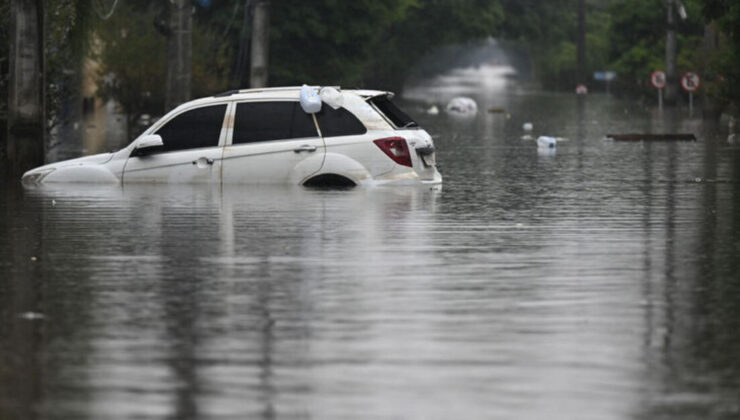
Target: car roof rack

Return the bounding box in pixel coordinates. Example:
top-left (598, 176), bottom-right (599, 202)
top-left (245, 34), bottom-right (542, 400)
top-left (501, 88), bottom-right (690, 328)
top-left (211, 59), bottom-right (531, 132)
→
top-left (213, 89), bottom-right (240, 97)
top-left (212, 86), bottom-right (346, 98)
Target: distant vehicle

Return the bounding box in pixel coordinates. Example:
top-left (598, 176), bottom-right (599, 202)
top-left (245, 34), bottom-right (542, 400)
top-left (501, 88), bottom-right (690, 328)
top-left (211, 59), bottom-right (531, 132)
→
top-left (22, 87), bottom-right (441, 188)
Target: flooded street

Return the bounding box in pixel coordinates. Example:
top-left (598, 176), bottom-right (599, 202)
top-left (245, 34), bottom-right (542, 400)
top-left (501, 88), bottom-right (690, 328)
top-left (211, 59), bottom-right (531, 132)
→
top-left (2, 71), bottom-right (740, 419)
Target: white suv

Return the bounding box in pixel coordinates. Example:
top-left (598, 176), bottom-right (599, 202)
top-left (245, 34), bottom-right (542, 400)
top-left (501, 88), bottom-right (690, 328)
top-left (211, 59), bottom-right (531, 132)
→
top-left (22, 87), bottom-right (442, 188)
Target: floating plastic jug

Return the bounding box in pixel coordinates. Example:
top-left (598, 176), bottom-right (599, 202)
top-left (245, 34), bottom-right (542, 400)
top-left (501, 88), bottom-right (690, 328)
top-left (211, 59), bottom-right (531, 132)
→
top-left (300, 85), bottom-right (322, 114)
top-left (537, 136), bottom-right (556, 149)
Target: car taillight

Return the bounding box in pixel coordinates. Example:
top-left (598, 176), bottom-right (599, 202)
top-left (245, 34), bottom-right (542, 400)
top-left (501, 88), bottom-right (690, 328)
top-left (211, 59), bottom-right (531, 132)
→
top-left (373, 137), bottom-right (412, 167)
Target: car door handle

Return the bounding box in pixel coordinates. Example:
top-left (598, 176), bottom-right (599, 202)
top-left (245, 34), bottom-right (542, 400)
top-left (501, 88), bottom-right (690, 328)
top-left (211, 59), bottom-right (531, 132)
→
top-left (294, 145), bottom-right (317, 153)
top-left (192, 158), bottom-right (215, 165)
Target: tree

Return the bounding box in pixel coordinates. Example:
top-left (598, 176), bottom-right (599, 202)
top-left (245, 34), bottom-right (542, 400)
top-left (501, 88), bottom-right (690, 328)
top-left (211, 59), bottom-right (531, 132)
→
top-left (232, 0), bottom-right (252, 88)
top-left (577, 0), bottom-right (587, 86)
top-left (665, 0), bottom-right (679, 104)
top-left (702, 0), bottom-right (740, 115)
top-left (249, 0), bottom-right (269, 88)
top-left (96, 3), bottom-right (166, 140)
top-left (165, 0), bottom-right (192, 110)
top-left (268, 0), bottom-right (503, 90)
top-left (6, 0), bottom-right (45, 176)
top-left (1, 0), bottom-right (9, 167)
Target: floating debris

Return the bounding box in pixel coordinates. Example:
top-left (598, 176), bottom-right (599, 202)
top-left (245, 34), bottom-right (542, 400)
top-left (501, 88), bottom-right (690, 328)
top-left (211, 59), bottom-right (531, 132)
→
top-left (605, 133), bottom-right (696, 141)
top-left (537, 136), bottom-right (557, 149)
top-left (319, 87), bottom-right (344, 109)
top-left (522, 122), bottom-right (533, 131)
top-left (426, 105), bottom-right (439, 115)
top-left (19, 312), bottom-right (45, 321)
top-left (299, 85), bottom-right (322, 114)
top-left (446, 97), bottom-right (478, 116)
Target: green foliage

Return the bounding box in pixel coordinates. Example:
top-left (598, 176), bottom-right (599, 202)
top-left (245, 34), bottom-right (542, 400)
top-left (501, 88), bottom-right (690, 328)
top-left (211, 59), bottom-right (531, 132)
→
top-left (701, 0), bottom-right (740, 113)
top-left (192, 28), bottom-right (233, 99)
top-left (269, 0), bottom-right (504, 90)
top-left (604, 0), bottom-right (707, 98)
top-left (46, 0), bottom-right (99, 131)
top-left (18, 0), bottom-right (739, 134)
top-left (498, 0), bottom-right (590, 89)
top-left (1, 0), bottom-right (95, 145)
top-left (95, 3), bottom-right (166, 135)
top-left (0, 0), bottom-right (8, 119)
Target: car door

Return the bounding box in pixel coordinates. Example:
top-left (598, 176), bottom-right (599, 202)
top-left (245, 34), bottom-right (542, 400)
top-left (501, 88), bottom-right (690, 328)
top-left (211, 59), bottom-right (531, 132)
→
top-left (221, 101), bottom-right (325, 184)
top-left (314, 102), bottom-right (399, 176)
top-left (123, 104), bottom-right (228, 184)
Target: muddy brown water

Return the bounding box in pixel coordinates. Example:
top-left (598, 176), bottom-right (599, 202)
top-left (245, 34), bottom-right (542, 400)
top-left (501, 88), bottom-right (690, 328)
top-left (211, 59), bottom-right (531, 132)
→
top-left (2, 78), bottom-right (740, 419)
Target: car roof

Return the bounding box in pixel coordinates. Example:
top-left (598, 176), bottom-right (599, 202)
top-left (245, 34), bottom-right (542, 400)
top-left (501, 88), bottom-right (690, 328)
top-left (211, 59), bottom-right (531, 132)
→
top-left (172, 86), bottom-right (393, 111)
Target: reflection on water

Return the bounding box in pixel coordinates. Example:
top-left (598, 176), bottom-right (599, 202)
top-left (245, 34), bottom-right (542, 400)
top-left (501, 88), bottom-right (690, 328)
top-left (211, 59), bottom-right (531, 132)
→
top-left (3, 72), bottom-right (740, 419)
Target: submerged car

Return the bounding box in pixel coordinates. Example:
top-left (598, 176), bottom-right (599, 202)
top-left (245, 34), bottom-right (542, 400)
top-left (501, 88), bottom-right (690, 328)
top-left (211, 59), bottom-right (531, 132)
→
top-left (22, 86), bottom-right (441, 188)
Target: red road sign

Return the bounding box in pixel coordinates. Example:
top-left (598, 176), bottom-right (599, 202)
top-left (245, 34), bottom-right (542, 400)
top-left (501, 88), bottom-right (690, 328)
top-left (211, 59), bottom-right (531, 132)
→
top-left (651, 71), bottom-right (666, 89)
top-left (681, 72), bottom-right (701, 92)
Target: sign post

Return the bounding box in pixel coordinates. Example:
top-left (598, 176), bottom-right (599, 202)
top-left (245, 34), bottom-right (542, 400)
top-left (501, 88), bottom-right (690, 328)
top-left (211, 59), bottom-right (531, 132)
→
top-left (594, 71), bottom-right (617, 94)
top-left (651, 70), bottom-right (666, 111)
top-left (681, 72), bottom-right (700, 117)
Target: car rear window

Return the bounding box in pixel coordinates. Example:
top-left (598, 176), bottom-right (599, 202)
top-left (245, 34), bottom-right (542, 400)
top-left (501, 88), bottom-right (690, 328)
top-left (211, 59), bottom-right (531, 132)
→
top-left (233, 101), bottom-right (318, 144)
top-left (155, 104), bottom-right (227, 152)
top-left (315, 106), bottom-right (367, 137)
top-left (368, 96), bottom-right (418, 129)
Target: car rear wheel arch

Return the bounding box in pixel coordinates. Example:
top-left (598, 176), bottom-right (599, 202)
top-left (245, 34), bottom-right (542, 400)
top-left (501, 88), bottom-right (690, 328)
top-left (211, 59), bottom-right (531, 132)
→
top-left (302, 173), bottom-right (356, 189)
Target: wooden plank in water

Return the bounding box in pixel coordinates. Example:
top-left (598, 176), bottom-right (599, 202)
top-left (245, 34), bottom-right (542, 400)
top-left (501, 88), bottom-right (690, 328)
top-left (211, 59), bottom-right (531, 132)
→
top-left (606, 133), bottom-right (697, 141)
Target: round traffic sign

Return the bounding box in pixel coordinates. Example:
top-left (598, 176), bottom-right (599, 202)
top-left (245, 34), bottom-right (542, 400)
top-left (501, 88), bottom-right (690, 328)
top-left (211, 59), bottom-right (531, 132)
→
top-left (651, 71), bottom-right (666, 89)
top-left (681, 72), bottom-right (701, 92)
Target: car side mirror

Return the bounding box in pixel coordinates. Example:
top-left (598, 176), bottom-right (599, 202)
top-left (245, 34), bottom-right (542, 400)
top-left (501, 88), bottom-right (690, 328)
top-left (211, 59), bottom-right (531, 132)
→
top-left (136, 134), bottom-right (164, 150)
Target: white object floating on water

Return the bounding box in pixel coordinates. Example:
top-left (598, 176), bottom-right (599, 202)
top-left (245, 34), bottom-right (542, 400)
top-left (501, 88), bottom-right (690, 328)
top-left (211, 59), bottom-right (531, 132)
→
top-left (523, 122), bottom-right (533, 131)
top-left (537, 147), bottom-right (556, 157)
top-left (19, 312), bottom-right (45, 320)
top-left (427, 105), bottom-right (439, 115)
top-left (319, 87), bottom-right (343, 109)
top-left (446, 97), bottom-right (478, 116)
top-left (537, 136), bottom-right (557, 149)
top-left (299, 85), bottom-right (322, 114)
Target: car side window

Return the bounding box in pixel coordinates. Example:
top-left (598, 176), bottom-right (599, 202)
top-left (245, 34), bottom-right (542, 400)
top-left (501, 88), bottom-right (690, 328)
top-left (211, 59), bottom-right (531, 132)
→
top-left (233, 101), bottom-right (318, 144)
top-left (315, 106), bottom-right (367, 137)
top-left (153, 104), bottom-right (227, 153)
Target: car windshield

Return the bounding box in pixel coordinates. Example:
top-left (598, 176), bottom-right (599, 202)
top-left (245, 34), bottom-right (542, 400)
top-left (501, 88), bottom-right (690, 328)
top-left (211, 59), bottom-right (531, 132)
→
top-left (369, 96), bottom-right (418, 129)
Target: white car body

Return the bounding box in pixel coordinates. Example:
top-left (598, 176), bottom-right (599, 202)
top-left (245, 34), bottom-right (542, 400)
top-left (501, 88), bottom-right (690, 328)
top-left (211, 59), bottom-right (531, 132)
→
top-left (22, 87), bottom-right (442, 188)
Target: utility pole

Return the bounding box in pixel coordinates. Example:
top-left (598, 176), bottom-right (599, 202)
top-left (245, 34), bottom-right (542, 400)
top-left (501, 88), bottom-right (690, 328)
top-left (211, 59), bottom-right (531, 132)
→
top-left (7, 0), bottom-right (45, 176)
top-left (577, 0), bottom-right (586, 86)
top-left (702, 22), bottom-right (720, 119)
top-left (232, 0), bottom-right (253, 88)
top-left (165, 0), bottom-right (192, 110)
top-left (665, 0), bottom-right (678, 105)
top-left (249, 0), bottom-right (270, 88)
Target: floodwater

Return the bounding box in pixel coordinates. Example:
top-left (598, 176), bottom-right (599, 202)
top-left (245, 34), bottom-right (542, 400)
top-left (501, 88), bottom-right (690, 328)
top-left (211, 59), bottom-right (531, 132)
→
top-left (2, 68), bottom-right (740, 420)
